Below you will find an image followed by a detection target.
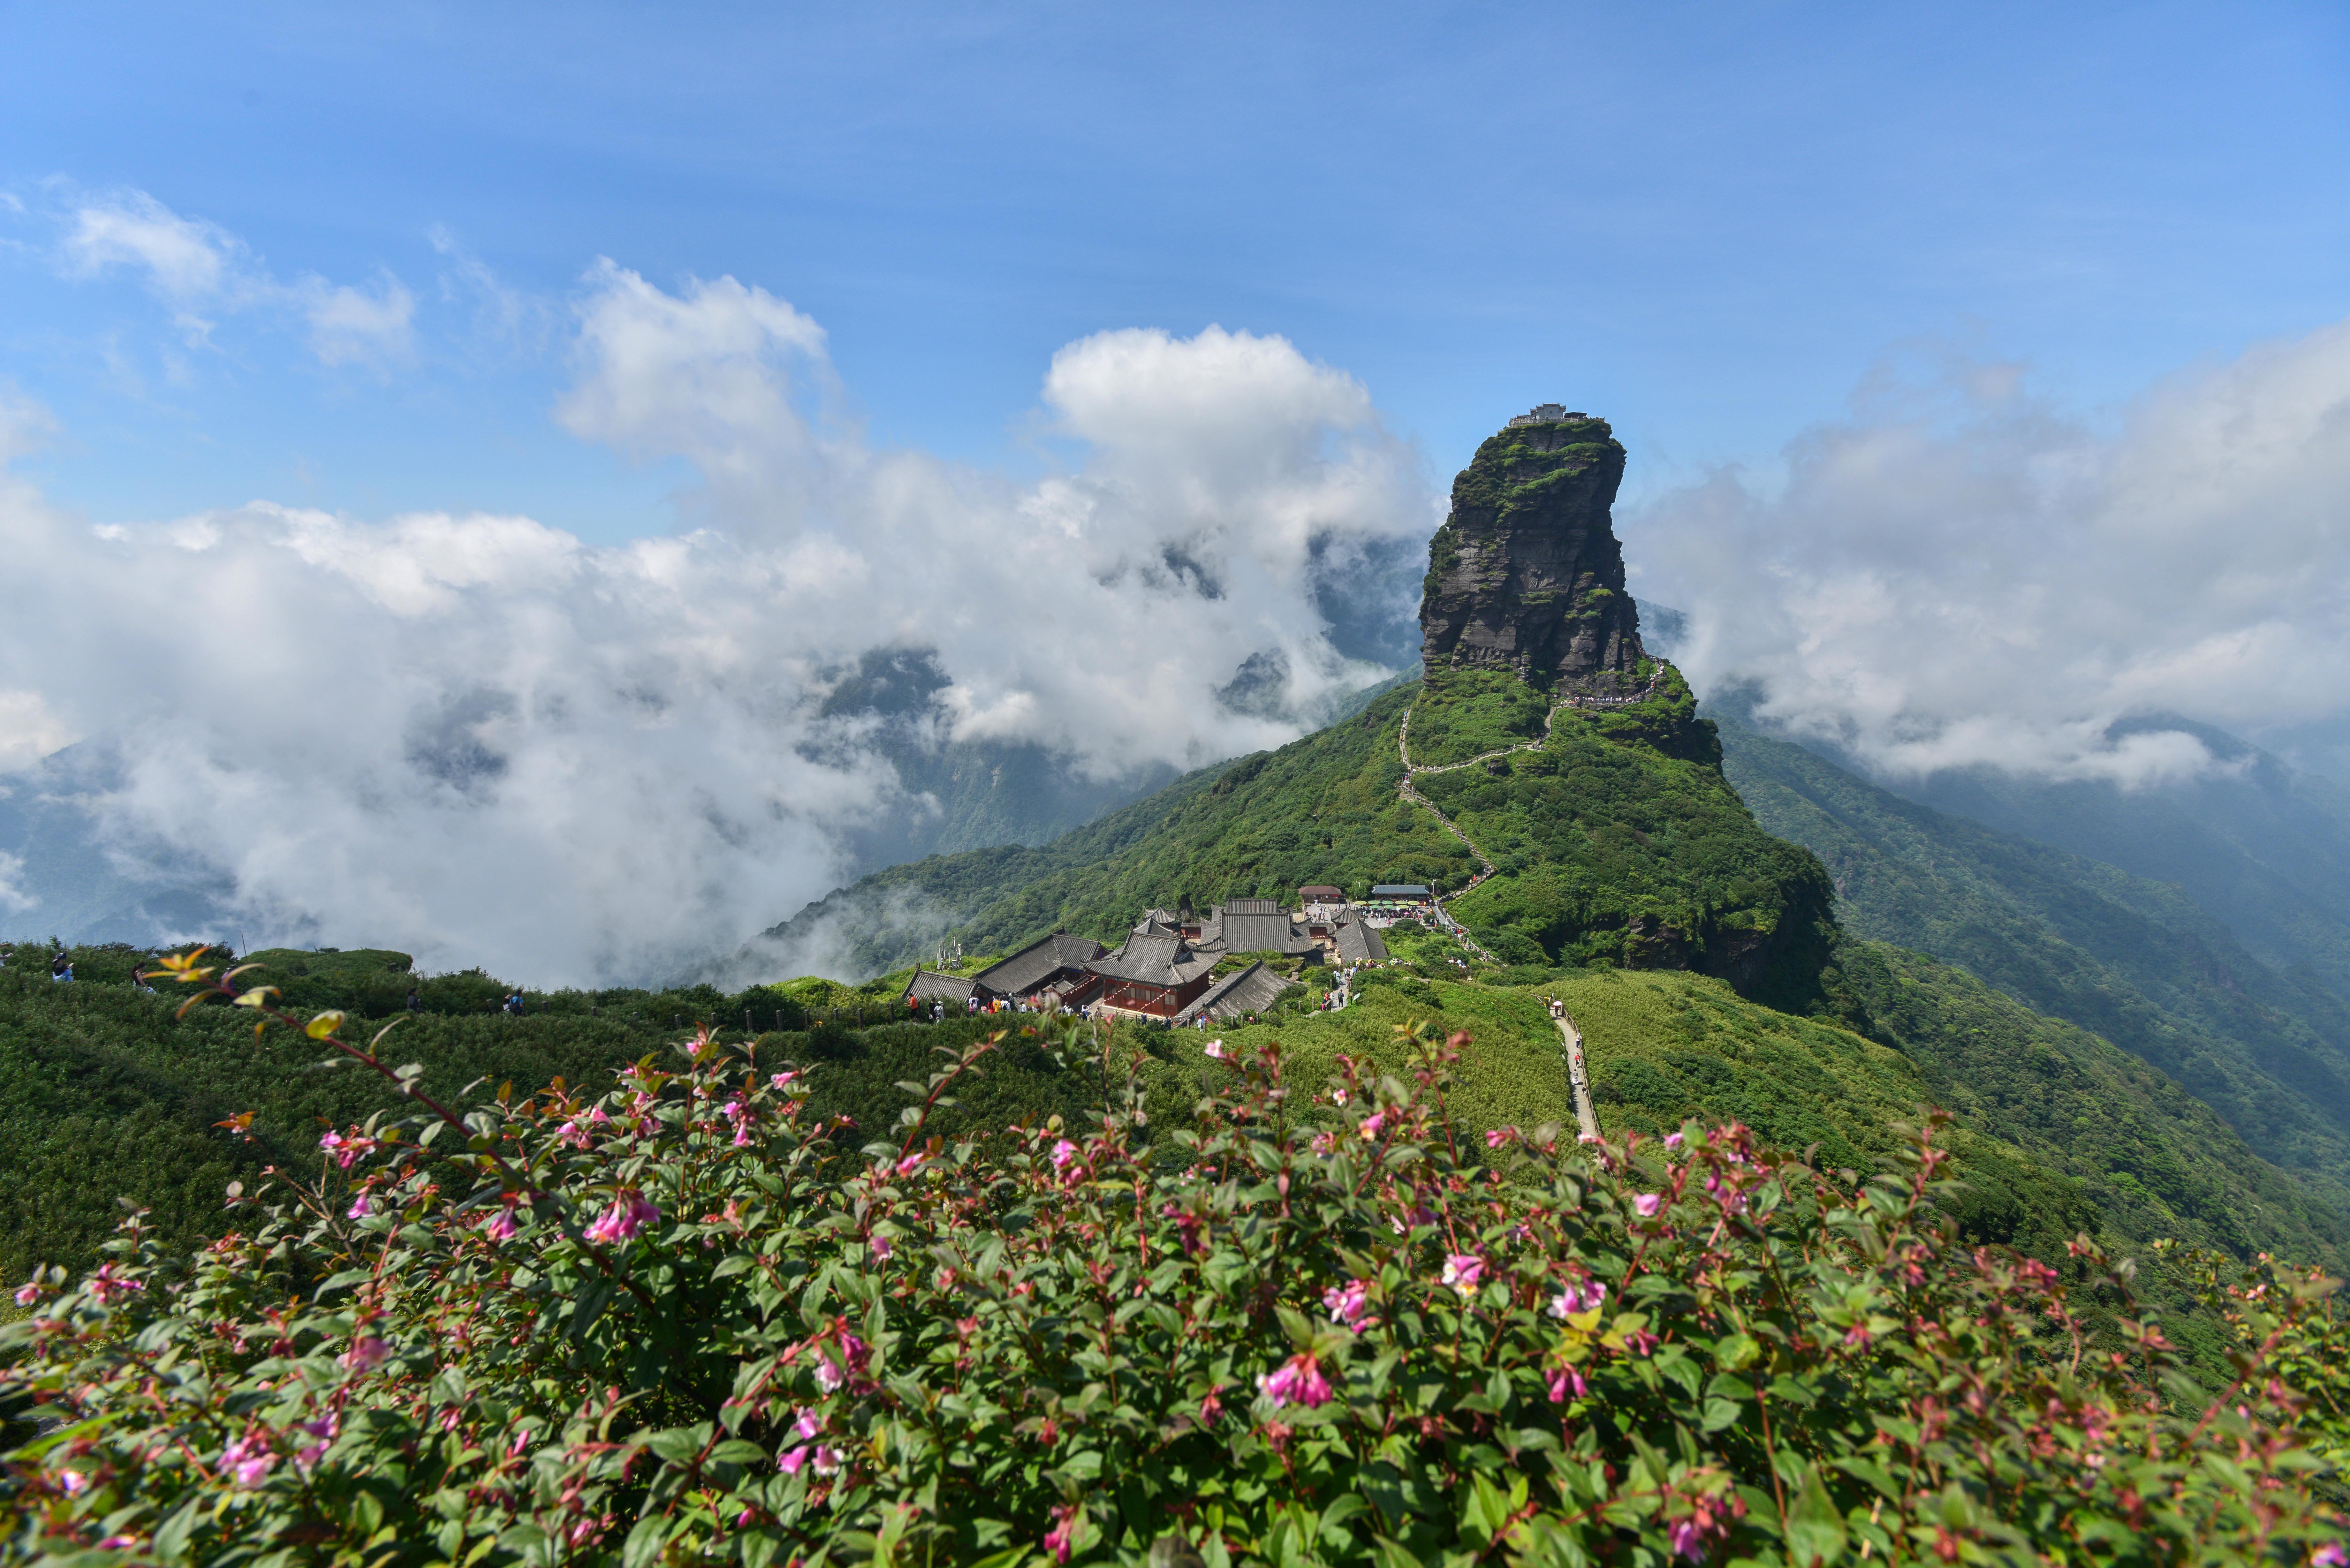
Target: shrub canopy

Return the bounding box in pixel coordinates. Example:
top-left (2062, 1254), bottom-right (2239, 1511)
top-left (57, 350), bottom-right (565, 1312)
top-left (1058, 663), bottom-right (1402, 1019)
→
top-left (3, 956), bottom-right (2346, 1566)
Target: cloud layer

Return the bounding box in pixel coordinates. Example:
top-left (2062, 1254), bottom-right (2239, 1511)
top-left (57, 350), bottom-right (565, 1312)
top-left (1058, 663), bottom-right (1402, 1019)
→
top-left (0, 254), bottom-right (1429, 983)
top-left (1633, 322), bottom-right (2350, 786)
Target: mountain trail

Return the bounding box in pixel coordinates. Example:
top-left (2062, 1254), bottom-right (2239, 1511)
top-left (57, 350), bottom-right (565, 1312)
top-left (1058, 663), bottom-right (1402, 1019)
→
top-left (1555, 1009), bottom-right (1600, 1142)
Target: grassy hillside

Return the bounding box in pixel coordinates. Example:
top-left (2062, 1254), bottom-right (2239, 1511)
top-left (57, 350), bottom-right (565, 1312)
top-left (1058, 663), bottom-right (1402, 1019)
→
top-left (759, 675), bottom-right (1837, 1007)
top-left (1720, 715), bottom-right (2350, 1215)
top-left (0, 942), bottom-right (841, 1280)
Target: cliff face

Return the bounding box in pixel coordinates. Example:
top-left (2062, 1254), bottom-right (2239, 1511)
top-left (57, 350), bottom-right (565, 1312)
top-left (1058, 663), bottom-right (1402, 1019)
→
top-left (1419, 411), bottom-right (1648, 691)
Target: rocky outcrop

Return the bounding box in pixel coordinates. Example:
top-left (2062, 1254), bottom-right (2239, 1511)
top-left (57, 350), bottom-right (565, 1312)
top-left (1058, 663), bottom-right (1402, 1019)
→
top-left (1419, 410), bottom-right (1648, 692)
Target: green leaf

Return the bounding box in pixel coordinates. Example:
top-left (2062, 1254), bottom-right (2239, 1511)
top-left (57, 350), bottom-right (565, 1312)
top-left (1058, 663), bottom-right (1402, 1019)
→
top-left (621, 1515), bottom-right (676, 1568)
top-left (1786, 1463), bottom-right (1848, 1567)
top-left (1714, 1331), bottom-right (1760, 1371)
top-left (152, 1500), bottom-right (202, 1564)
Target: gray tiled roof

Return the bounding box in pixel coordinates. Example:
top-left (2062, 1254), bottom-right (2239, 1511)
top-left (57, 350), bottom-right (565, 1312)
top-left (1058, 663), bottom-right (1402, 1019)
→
top-left (1224, 898), bottom-right (1282, 916)
top-left (1217, 910), bottom-right (1317, 956)
top-left (974, 933), bottom-right (1109, 996)
top-left (1335, 921), bottom-right (1389, 964)
top-left (1177, 960), bottom-right (1298, 1023)
top-left (1088, 930), bottom-right (1217, 988)
top-left (904, 969), bottom-right (979, 1004)
top-left (1370, 884), bottom-right (1430, 898)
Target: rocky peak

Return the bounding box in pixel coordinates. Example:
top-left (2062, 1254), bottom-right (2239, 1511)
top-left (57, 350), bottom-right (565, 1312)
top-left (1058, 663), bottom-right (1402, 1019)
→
top-left (1419, 409), bottom-right (1648, 692)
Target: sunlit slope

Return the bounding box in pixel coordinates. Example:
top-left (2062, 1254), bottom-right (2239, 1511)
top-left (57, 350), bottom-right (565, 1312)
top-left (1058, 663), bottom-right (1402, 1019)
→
top-left (1191, 956), bottom-right (2343, 1273)
top-left (1719, 715), bottom-right (2350, 1214)
top-left (763, 675), bottom-right (1839, 1002)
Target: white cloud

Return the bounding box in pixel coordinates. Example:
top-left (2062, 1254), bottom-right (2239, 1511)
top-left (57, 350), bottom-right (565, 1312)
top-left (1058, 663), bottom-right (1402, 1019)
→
top-left (1634, 319), bottom-right (2350, 787)
top-left (299, 270), bottom-right (416, 368)
top-left (52, 186), bottom-right (415, 369)
top-left (0, 271), bottom-right (1429, 983)
top-left (0, 690), bottom-right (76, 773)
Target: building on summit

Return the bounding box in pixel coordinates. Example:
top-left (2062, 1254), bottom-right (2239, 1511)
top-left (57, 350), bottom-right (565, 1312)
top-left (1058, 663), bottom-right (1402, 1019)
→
top-left (903, 884), bottom-right (1397, 1022)
top-left (1506, 404), bottom-right (1585, 427)
top-left (1087, 929), bottom-right (1220, 1017)
top-left (1370, 884), bottom-right (1432, 906)
top-left (1177, 960), bottom-right (1298, 1024)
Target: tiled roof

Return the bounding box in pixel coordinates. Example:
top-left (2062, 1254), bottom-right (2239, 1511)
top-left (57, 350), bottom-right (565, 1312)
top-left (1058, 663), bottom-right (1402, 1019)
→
top-left (974, 933), bottom-right (1108, 996)
top-left (1177, 960), bottom-right (1298, 1023)
top-left (1370, 884), bottom-right (1430, 897)
top-left (1088, 931), bottom-right (1217, 988)
top-left (1224, 898), bottom-right (1282, 916)
top-left (1298, 885), bottom-right (1344, 900)
top-left (1218, 910), bottom-right (1317, 956)
top-left (904, 969), bottom-right (979, 1003)
top-left (1335, 921), bottom-right (1389, 964)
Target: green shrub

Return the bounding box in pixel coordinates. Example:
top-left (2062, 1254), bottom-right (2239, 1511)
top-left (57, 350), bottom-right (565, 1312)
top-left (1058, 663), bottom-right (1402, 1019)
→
top-left (7, 961), bottom-right (2340, 1565)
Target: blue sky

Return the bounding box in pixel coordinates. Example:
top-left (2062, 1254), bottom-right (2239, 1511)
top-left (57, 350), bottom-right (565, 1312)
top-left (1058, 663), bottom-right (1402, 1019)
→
top-left (6, 1), bottom-right (2347, 539)
top-left (7, 1), bottom-right (2350, 978)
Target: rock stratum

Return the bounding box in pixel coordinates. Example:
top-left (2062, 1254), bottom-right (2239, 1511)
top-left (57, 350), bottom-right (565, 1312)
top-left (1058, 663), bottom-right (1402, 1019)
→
top-left (1419, 409), bottom-right (1649, 692)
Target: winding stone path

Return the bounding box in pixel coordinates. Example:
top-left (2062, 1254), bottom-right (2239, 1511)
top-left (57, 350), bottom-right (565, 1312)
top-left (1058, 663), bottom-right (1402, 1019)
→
top-left (1554, 1009), bottom-right (1601, 1142)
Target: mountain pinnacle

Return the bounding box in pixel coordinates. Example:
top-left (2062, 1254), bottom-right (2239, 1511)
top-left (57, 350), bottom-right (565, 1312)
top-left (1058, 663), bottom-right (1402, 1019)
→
top-left (1418, 407), bottom-right (1649, 693)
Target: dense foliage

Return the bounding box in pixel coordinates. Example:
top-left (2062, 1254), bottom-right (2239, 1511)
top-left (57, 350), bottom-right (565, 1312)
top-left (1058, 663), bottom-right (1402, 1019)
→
top-left (1428, 689), bottom-right (1834, 1004)
top-left (0, 944), bottom-right (828, 1280)
top-left (1720, 716), bottom-right (2350, 1216)
top-left (1403, 667), bottom-right (1553, 769)
top-left (6, 959), bottom-right (2345, 1566)
top-left (763, 679), bottom-right (1834, 1009)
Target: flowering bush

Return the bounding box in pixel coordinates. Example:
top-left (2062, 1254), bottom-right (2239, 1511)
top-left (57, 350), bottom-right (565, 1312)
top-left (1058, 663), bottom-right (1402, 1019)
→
top-left (2, 950), bottom-right (2346, 1565)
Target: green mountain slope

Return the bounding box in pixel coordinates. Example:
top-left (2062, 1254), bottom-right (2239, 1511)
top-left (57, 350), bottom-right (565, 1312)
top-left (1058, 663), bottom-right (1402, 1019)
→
top-left (1718, 715), bottom-right (2350, 1213)
top-left (754, 677), bottom-right (1838, 1004)
top-left (1900, 717), bottom-right (2350, 1004)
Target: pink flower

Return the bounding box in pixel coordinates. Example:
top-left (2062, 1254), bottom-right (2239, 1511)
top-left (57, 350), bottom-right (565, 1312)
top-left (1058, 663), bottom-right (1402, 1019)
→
top-left (1441, 1254), bottom-right (1485, 1296)
top-left (1632, 1193), bottom-right (1664, 1217)
top-left (770, 1071), bottom-right (798, 1089)
top-left (1359, 1111), bottom-right (1386, 1142)
top-left (1668, 1518), bottom-right (1710, 1562)
top-left (793, 1408), bottom-right (823, 1441)
top-left (1547, 1365), bottom-right (1588, 1403)
top-left (346, 1194), bottom-right (372, 1219)
top-left (561, 1120), bottom-right (591, 1149)
top-left (589, 1106), bottom-right (612, 1124)
top-left (87, 1264), bottom-right (144, 1305)
top-left (895, 1152), bottom-right (926, 1177)
top-left (778, 1444), bottom-right (812, 1474)
top-left (508, 1429), bottom-right (532, 1457)
top-left (57, 1469), bottom-right (89, 1496)
top-left (1257, 1353), bottom-right (1334, 1409)
top-left (339, 1336), bottom-right (391, 1373)
top-left (1322, 1279), bottom-right (1370, 1327)
top-left (1310, 1132), bottom-right (1336, 1155)
top-left (1049, 1139), bottom-right (1080, 1172)
top-left (721, 1099), bottom-right (744, 1121)
top-left (1043, 1504), bottom-right (1080, 1565)
top-left (1664, 1132), bottom-right (1685, 1150)
top-left (808, 1445), bottom-right (840, 1476)
top-left (1549, 1278), bottom-right (1608, 1317)
top-left (483, 1205), bottom-right (520, 1243)
top-left (2313, 1547), bottom-right (2347, 1568)
top-left (1203, 1039), bottom-right (1228, 1060)
top-left (219, 1438), bottom-right (275, 1488)
top-left (1330, 1088), bottom-right (1349, 1105)
top-left (318, 1129), bottom-right (376, 1170)
top-left (868, 1235), bottom-right (893, 1262)
top-left (584, 1190), bottom-right (658, 1245)
top-left (14, 1282), bottom-right (44, 1307)
top-left (732, 1123), bottom-right (752, 1148)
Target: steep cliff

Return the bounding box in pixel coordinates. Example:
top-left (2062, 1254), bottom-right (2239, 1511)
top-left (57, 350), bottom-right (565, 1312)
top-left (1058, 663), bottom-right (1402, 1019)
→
top-left (1420, 409), bottom-right (1648, 692)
